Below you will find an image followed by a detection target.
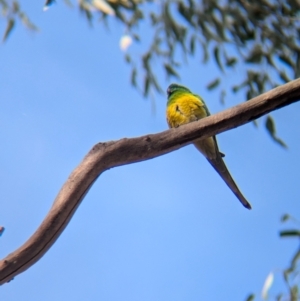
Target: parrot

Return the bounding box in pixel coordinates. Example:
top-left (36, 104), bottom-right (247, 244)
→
top-left (166, 83), bottom-right (251, 209)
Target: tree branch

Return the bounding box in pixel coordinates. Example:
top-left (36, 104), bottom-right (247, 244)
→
top-left (1, 79), bottom-right (300, 284)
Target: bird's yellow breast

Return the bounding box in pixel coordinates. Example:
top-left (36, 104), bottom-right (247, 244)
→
top-left (166, 93), bottom-right (208, 128)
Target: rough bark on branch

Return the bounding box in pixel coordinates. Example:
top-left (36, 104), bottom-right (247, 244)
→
top-left (1, 79), bottom-right (300, 284)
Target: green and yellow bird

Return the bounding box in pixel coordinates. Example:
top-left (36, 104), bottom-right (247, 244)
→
top-left (166, 83), bottom-right (251, 209)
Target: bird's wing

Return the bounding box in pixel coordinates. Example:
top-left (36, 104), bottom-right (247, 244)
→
top-left (179, 93), bottom-right (210, 121)
top-left (193, 93), bottom-right (211, 117)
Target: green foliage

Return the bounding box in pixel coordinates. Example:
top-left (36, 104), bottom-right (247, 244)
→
top-left (245, 294), bottom-right (255, 301)
top-left (266, 116), bottom-right (287, 148)
top-left (0, 1), bottom-right (38, 42)
top-left (279, 215), bottom-right (300, 301)
top-left (206, 78), bottom-right (220, 90)
top-left (2, 0), bottom-right (296, 146)
top-left (246, 214), bottom-right (300, 301)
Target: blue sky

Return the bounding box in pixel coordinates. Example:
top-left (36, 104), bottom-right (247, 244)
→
top-left (1, 2), bottom-right (300, 300)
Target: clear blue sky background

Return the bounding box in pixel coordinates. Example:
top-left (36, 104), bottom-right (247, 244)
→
top-left (1, 2), bottom-right (300, 300)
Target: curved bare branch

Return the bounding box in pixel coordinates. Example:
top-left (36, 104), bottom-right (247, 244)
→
top-left (1, 79), bottom-right (300, 284)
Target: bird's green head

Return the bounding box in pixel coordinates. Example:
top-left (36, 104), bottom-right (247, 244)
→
top-left (167, 83), bottom-right (191, 98)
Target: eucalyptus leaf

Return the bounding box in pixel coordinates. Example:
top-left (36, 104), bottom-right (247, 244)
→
top-left (245, 294), bottom-right (255, 301)
top-left (265, 116), bottom-right (287, 148)
top-left (279, 230), bottom-right (300, 237)
top-left (131, 67), bottom-right (137, 87)
top-left (213, 46), bottom-right (224, 72)
top-left (281, 214), bottom-right (291, 222)
top-left (2, 18), bottom-right (14, 42)
top-left (164, 63), bottom-right (180, 79)
top-left (207, 78), bottom-right (220, 90)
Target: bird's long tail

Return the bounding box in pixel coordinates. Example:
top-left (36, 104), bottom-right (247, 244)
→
top-left (207, 156), bottom-right (252, 209)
